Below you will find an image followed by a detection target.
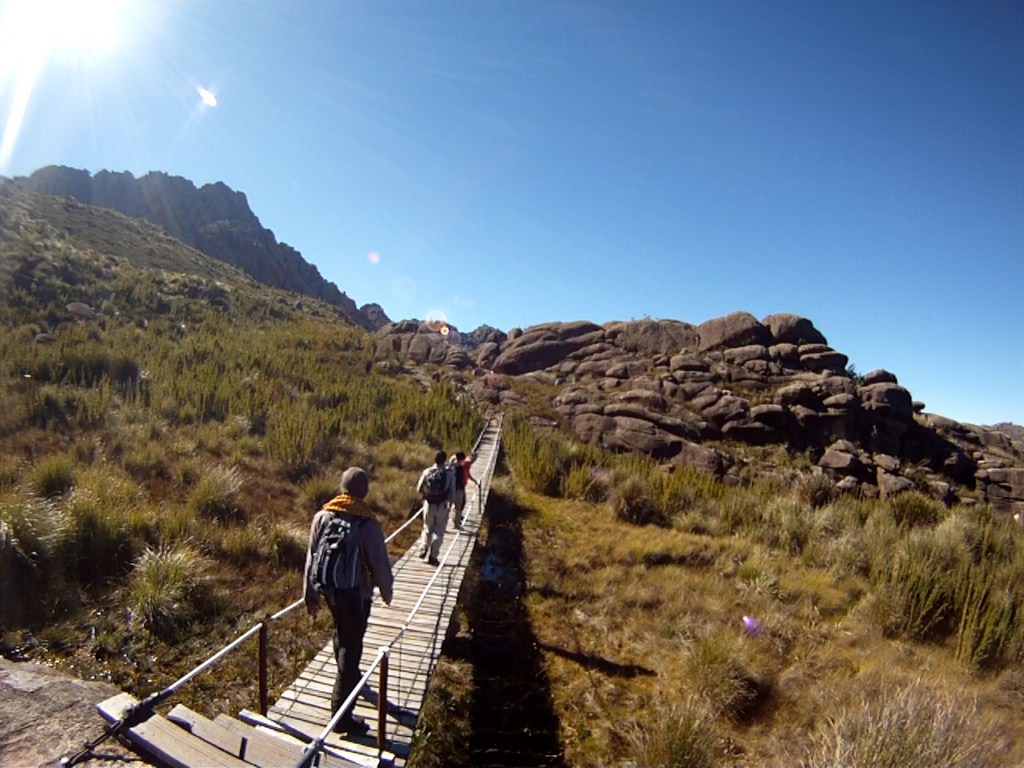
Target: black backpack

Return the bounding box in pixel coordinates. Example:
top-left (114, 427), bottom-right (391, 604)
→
top-left (421, 465), bottom-right (448, 504)
top-left (310, 515), bottom-right (363, 593)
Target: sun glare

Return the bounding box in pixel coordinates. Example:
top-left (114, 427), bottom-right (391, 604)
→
top-left (4, 0), bottom-right (124, 59)
top-left (0, 0), bottom-right (127, 170)
top-left (198, 86), bottom-right (218, 108)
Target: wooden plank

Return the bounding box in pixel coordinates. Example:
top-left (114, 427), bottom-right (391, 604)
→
top-left (166, 704), bottom-right (245, 757)
top-left (96, 694), bottom-right (251, 768)
top-left (235, 712), bottom-right (372, 768)
top-left (214, 713), bottom-right (305, 768)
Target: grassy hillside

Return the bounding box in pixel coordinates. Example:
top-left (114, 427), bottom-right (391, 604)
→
top-left (412, 428), bottom-right (1024, 766)
top-left (0, 181), bottom-right (481, 724)
top-left (3, 181), bottom-right (1023, 767)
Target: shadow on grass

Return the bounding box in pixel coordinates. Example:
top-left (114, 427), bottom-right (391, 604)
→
top-left (458, 487), bottom-right (567, 768)
top-left (536, 642), bottom-right (655, 679)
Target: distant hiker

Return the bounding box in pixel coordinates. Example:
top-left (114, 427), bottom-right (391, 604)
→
top-left (304, 467), bottom-right (394, 735)
top-left (449, 451), bottom-right (478, 530)
top-left (416, 450), bottom-right (454, 566)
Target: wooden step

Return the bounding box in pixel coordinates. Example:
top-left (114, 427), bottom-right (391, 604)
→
top-left (166, 704), bottom-right (245, 757)
top-left (238, 709), bottom-right (387, 768)
top-left (214, 713), bottom-right (307, 767)
top-left (97, 693), bottom-right (251, 768)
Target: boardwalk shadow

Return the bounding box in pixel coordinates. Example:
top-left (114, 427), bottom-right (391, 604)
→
top-left (535, 643), bottom-right (655, 679)
top-left (456, 486), bottom-right (567, 768)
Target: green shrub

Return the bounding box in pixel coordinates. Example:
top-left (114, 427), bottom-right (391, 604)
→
top-left (869, 529), bottom-right (961, 641)
top-left (265, 399), bottom-right (336, 477)
top-left (795, 472), bottom-right (835, 509)
top-left (561, 462), bottom-right (611, 502)
top-left (752, 496), bottom-right (813, 555)
top-left (0, 493), bottom-right (68, 562)
top-left (188, 465), bottom-right (244, 522)
top-left (890, 491), bottom-right (945, 528)
top-left (63, 471), bottom-right (143, 585)
top-left (120, 438), bottom-right (171, 481)
top-left (502, 417), bottom-right (566, 496)
top-left (29, 454), bottom-right (78, 498)
top-left (299, 474), bottom-right (340, 512)
top-left (625, 696), bottom-right (720, 768)
top-left (269, 524), bottom-right (308, 569)
top-left (127, 545), bottom-right (207, 639)
top-left (685, 630), bottom-right (763, 720)
top-left (609, 473), bottom-right (667, 526)
top-left (0, 460), bottom-right (20, 493)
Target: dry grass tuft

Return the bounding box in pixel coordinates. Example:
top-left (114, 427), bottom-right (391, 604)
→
top-left (803, 676), bottom-right (1006, 767)
top-left (624, 696), bottom-right (721, 768)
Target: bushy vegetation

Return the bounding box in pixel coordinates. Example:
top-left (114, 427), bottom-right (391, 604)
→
top-left (0, 234), bottom-right (483, 714)
top-left (494, 419), bottom-right (1024, 765)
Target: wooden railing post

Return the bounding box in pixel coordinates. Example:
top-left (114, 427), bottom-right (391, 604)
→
top-left (259, 620), bottom-right (269, 715)
top-left (377, 648), bottom-right (389, 751)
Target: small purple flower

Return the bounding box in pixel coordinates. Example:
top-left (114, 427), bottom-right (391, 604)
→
top-left (742, 615), bottom-right (762, 636)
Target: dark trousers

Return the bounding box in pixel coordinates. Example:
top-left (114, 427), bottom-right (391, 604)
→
top-left (327, 589), bottom-right (371, 720)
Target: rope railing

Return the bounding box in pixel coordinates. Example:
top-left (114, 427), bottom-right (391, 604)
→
top-left (64, 414), bottom-right (503, 768)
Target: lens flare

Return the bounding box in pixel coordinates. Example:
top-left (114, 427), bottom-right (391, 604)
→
top-left (367, 251), bottom-right (380, 264)
top-left (197, 86), bottom-right (218, 107)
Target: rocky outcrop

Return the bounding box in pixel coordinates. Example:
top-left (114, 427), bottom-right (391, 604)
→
top-left (15, 166), bottom-right (380, 329)
top-left (977, 467), bottom-right (1024, 516)
top-left (378, 311), bottom-right (1022, 505)
top-left (0, 659), bottom-right (144, 767)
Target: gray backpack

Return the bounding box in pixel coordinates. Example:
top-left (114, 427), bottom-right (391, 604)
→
top-left (310, 515), bottom-right (363, 593)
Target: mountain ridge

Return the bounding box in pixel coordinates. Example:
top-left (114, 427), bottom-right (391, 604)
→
top-left (13, 165), bottom-right (385, 330)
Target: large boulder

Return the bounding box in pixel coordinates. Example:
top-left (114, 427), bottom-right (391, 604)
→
top-left (491, 321), bottom-right (605, 375)
top-left (670, 440), bottom-right (728, 476)
top-left (696, 312), bottom-right (772, 351)
top-left (762, 313), bottom-right (827, 345)
top-left (859, 381), bottom-right (915, 424)
top-left (977, 467), bottom-right (1024, 516)
top-left (601, 416), bottom-right (684, 459)
top-left (799, 346), bottom-right (849, 373)
top-left (603, 319), bottom-right (698, 356)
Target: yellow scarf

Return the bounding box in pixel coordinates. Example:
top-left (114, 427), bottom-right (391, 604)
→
top-left (322, 493), bottom-right (375, 518)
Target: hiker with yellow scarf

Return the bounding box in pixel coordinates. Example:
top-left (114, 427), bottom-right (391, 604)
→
top-left (303, 467), bottom-right (394, 735)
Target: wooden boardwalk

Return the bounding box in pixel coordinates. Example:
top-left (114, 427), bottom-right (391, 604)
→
top-left (264, 420), bottom-right (503, 765)
top-left (93, 418), bottom-right (502, 768)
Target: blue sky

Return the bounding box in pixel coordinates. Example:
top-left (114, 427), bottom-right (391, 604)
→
top-left (1, 0), bottom-right (1021, 425)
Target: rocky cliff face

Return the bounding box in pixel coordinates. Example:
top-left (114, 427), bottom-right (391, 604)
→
top-left (14, 166), bottom-right (388, 331)
top-left (377, 312), bottom-right (1024, 515)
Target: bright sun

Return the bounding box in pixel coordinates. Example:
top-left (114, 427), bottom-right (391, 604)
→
top-left (2, 0), bottom-right (125, 59)
top-left (0, 0), bottom-right (127, 169)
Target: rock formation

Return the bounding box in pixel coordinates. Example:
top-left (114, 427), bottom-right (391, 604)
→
top-left (378, 314), bottom-right (1024, 514)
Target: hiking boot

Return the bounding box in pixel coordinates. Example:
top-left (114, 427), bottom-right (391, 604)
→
top-left (334, 716), bottom-right (370, 736)
top-left (428, 556), bottom-right (440, 567)
top-left (418, 548), bottom-right (427, 559)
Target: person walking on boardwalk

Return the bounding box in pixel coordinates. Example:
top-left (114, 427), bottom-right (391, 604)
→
top-left (303, 467), bottom-right (394, 735)
top-left (449, 451), bottom-right (478, 530)
top-left (416, 449), bottom-right (454, 566)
